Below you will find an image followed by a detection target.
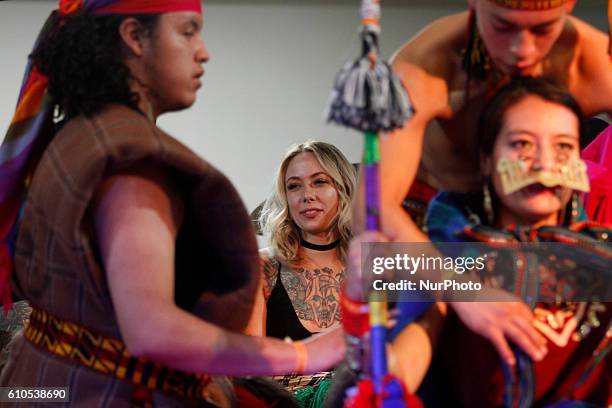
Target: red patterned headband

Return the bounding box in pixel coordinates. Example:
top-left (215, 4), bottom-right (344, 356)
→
top-left (60, 0), bottom-right (202, 16)
top-left (488, 0), bottom-right (612, 56)
top-left (488, 0), bottom-right (570, 10)
top-left (94, 0), bottom-right (202, 15)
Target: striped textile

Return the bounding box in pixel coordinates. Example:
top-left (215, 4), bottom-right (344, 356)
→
top-left (272, 371), bottom-right (332, 392)
top-left (0, 39), bottom-right (53, 312)
top-left (24, 304), bottom-right (212, 400)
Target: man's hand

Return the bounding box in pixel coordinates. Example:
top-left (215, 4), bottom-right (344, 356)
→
top-left (303, 326), bottom-right (346, 373)
top-left (345, 231), bottom-right (392, 301)
top-left (451, 294), bottom-right (548, 366)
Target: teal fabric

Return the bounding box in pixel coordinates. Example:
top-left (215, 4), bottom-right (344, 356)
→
top-left (294, 378), bottom-right (331, 408)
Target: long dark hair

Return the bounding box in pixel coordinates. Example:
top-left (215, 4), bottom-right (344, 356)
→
top-left (478, 77), bottom-right (586, 159)
top-left (31, 11), bottom-right (160, 120)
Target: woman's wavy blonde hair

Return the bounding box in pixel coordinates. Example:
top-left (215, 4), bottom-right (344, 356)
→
top-left (259, 141), bottom-right (356, 266)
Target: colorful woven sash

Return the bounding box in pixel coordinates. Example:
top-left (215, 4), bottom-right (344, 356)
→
top-left (272, 371), bottom-right (332, 392)
top-left (24, 304), bottom-right (212, 401)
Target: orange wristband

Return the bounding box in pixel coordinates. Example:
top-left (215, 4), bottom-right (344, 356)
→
top-left (293, 341), bottom-right (308, 374)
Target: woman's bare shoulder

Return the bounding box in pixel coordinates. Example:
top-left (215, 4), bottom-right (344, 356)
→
top-left (259, 248), bottom-right (281, 299)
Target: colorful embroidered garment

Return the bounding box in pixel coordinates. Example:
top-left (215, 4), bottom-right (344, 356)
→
top-left (24, 304), bottom-right (212, 401)
top-left (424, 192), bottom-right (611, 407)
top-left (0, 0), bottom-right (201, 311)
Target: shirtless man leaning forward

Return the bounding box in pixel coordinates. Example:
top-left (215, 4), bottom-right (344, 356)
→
top-left (378, 0), bottom-right (612, 239)
top-left (354, 0), bottom-right (612, 375)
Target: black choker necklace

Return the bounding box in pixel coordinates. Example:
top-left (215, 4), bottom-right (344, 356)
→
top-left (300, 237), bottom-right (340, 251)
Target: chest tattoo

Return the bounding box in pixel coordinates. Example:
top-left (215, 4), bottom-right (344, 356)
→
top-left (281, 267), bottom-right (344, 329)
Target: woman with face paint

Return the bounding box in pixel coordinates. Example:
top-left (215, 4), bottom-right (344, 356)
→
top-left (340, 77), bottom-right (610, 407)
top-left (248, 141), bottom-right (355, 403)
top-left (0, 1), bottom-right (342, 406)
top-left (420, 77), bottom-right (611, 407)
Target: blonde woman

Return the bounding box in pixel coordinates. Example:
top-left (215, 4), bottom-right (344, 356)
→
top-left (248, 141), bottom-right (355, 402)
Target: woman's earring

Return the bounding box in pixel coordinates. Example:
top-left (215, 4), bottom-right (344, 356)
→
top-left (483, 183), bottom-right (494, 225)
top-left (559, 192), bottom-right (579, 226)
top-left (570, 193), bottom-right (579, 224)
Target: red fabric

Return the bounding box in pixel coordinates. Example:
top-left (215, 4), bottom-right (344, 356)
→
top-left (94, 0), bottom-right (202, 15)
top-left (406, 179), bottom-right (438, 204)
top-left (344, 376), bottom-right (424, 408)
top-left (0, 244), bottom-right (13, 314)
top-left (341, 294), bottom-right (370, 337)
top-left (433, 306), bottom-right (611, 407)
top-left (345, 379), bottom-right (375, 408)
top-left (234, 385), bottom-right (270, 408)
top-left (582, 126), bottom-right (612, 224)
top-left (131, 386), bottom-right (153, 407)
top-left (14, 68), bottom-right (48, 121)
top-left (59, 0), bottom-right (84, 15)
top-left (341, 306), bottom-right (370, 337)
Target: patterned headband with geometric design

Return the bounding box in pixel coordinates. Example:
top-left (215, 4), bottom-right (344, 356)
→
top-left (488, 0), bottom-right (571, 10)
top-left (489, 0), bottom-right (612, 57)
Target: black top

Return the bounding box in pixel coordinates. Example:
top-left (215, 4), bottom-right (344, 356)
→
top-left (265, 268), bottom-right (312, 341)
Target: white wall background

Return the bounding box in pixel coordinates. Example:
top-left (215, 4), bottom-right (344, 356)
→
top-left (0, 0), bottom-right (607, 213)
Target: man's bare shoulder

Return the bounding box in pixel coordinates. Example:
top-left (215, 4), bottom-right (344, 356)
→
top-left (567, 15), bottom-right (608, 47)
top-left (559, 16), bottom-right (612, 114)
top-left (259, 247), bottom-right (281, 299)
top-left (392, 12), bottom-right (468, 79)
top-left (259, 247), bottom-right (280, 276)
top-left (390, 12), bottom-right (469, 116)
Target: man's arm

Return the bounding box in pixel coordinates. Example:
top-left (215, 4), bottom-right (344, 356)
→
top-left (244, 253), bottom-right (279, 336)
top-left (350, 51), bottom-right (547, 367)
top-left (93, 165), bottom-right (343, 374)
top-left (389, 302), bottom-right (447, 392)
top-left (353, 56), bottom-right (449, 242)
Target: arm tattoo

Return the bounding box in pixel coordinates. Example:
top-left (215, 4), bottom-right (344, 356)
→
top-left (281, 267), bottom-right (345, 329)
top-left (261, 256), bottom-right (280, 300)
